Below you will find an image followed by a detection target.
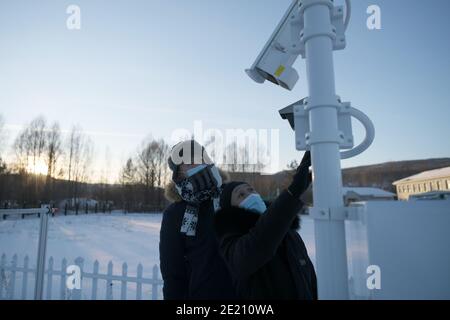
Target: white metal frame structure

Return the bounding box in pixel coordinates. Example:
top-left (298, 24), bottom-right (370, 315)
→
top-left (246, 0), bottom-right (375, 299)
top-left (246, 0), bottom-right (450, 300)
top-left (0, 253), bottom-right (163, 300)
top-left (34, 205), bottom-right (50, 300)
top-left (0, 206), bottom-right (51, 300)
top-left (300, 0), bottom-right (349, 299)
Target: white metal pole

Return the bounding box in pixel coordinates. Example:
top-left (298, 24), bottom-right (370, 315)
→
top-left (34, 205), bottom-right (50, 300)
top-left (302, 0), bottom-right (349, 299)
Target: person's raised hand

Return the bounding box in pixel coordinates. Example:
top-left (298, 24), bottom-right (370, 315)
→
top-left (288, 151), bottom-right (312, 198)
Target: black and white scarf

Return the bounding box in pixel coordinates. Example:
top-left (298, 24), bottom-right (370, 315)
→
top-left (175, 165), bottom-right (222, 236)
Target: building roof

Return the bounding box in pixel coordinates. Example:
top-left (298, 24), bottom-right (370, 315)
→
top-left (393, 166), bottom-right (450, 185)
top-left (409, 191), bottom-right (450, 200)
top-left (342, 187), bottom-right (395, 197)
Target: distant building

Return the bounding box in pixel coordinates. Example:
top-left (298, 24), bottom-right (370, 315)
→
top-left (300, 186), bottom-right (396, 206)
top-left (342, 187), bottom-right (396, 204)
top-left (409, 191), bottom-right (450, 201)
top-left (393, 167), bottom-right (450, 200)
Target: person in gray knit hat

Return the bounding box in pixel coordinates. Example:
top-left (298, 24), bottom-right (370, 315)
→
top-left (159, 140), bottom-right (237, 300)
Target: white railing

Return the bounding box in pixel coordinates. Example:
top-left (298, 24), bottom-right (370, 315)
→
top-left (0, 254), bottom-right (163, 300)
top-left (0, 208), bottom-right (46, 220)
top-left (0, 206), bottom-right (51, 299)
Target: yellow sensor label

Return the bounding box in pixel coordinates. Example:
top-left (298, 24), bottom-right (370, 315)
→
top-left (274, 65), bottom-right (285, 77)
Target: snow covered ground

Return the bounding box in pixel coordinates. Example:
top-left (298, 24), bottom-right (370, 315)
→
top-left (0, 212), bottom-right (163, 272)
top-left (0, 212), bottom-right (164, 299)
top-left (3, 203), bottom-right (447, 300)
top-left (0, 212), bottom-right (317, 270)
top-left (0, 211), bottom-right (317, 299)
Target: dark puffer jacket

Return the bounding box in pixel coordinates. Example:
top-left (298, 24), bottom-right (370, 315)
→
top-left (214, 191), bottom-right (317, 300)
top-left (159, 170), bottom-right (237, 300)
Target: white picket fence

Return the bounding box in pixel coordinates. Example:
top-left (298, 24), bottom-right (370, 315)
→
top-left (0, 253), bottom-right (164, 300)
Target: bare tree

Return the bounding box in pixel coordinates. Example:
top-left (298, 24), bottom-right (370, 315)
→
top-left (0, 115), bottom-right (7, 205)
top-left (45, 122), bottom-right (62, 178)
top-left (12, 116), bottom-right (47, 173)
top-left (13, 126), bottom-right (32, 172)
top-left (29, 117), bottom-right (47, 175)
top-left (135, 138), bottom-right (170, 209)
top-left (97, 147), bottom-right (112, 204)
top-left (136, 138), bottom-right (158, 206)
top-left (222, 141), bottom-right (239, 173)
top-left (75, 137), bottom-right (93, 202)
top-left (0, 115), bottom-right (6, 157)
top-left (154, 139), bottom-right (169, 188)
top-left (65, 126), bottom-right (94, 205)
top-left (154, 139), bottom-right (170, 207)
top-left (66, 125), bottom-right (81, 185)
top-left (119, 157), bottom-right (137, 212)
top-left (222, 140), bottom-right (263, 174)
top-left (0, 115), bottom-right (6, 172)
top-left (121, 158), bottom-right (137, 185)
top-left (11, 116), bottom-right (47, 206)
top-left (43, 122), bottom-right (62, 202)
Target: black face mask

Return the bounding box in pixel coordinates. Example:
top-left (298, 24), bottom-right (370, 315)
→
top-left (175, 165), bottom-right (222, 237)
top-left (175, 165), bottom-right (221, 205)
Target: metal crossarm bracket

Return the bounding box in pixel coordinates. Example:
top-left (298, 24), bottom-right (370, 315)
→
top-left (310, 206), bottom-right (345, 221)
top-left (292, 97), bottom-right (354, 151)
top-left (310, 205), bottom-right (362, 221)
top-left (290, 0), bottom-right (346, 58)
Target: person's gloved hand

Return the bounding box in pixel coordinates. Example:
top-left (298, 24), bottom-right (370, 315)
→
top-left (287, 151), bottom-right (312, 198)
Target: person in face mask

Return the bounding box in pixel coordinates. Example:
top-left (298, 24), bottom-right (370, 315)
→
top-left (214, 151), bottom-right (317, 300)
top-left (159, 140), bottom-right (237, 300)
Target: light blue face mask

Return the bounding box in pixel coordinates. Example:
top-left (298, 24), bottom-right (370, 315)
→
top-left (186, 164), bottom-right (207, 177)
top-left (186, 164), bottom-right (222, 187)
top-left (239, 193), bottom-right (267, 214)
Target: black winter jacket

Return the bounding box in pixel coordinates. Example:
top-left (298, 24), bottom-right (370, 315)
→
top-left (160, 200), bottom-right (237, 300)
top-left (214, 191), bottom-right (317, 300)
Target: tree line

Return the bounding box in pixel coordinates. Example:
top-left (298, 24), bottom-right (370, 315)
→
top-left (0, 115), bottom-right (172, 212)
top-left (0, 114), bottom-right (290, 212)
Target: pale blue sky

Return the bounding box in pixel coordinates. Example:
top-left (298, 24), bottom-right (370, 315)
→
top-left (0, 0), bottom-right (449, 180)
